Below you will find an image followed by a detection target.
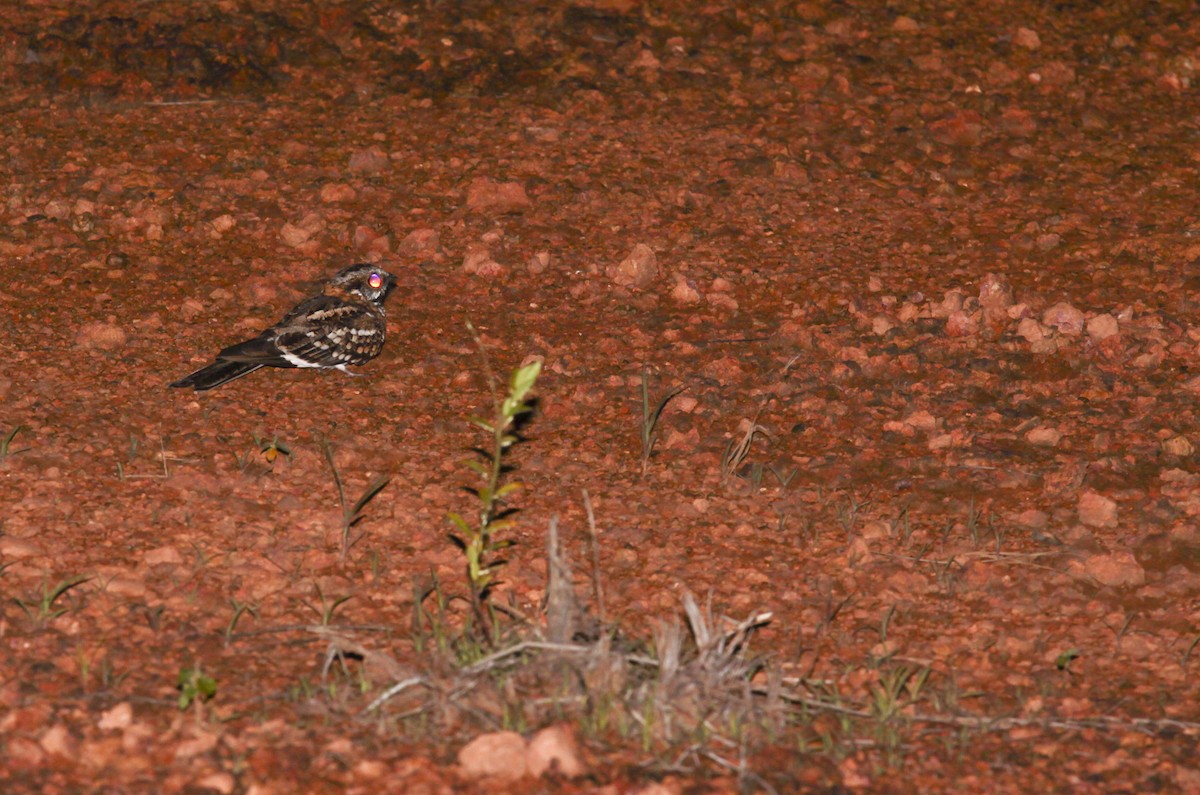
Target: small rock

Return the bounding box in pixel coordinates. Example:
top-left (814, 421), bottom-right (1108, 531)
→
top-left (1162, 435), bottom-right (1194, 456)
top-left (397, 228), bottom-right (440, 258)
top-left (1026, 427), bottom-right (1061, 447)
top-left (1014, 509), bottom-right (1048, 529)
top-left (928, 110), bottom-right (984, 147)
top-left (210, 214), bottom-right (236, 234)
top-left (98, 702), bottom-right (132, 731)
top-left (978, 272), bottom-right (1014, 310)
top-left (465, 178), bottom-right (531, 213)
top-left (1014, 27), bottom-right (1041, 50)
top-left (462, 246), bottom-right (507, 277)
top-left (279, 223), bottom-right (311, 248)
top-left (1042, 302), bottom-right (1085, 336)
top-left (608, 243), bottom-right (657, 289)
top-left (1082, 551), bottom-right (1144, 588)
top-left (526, 725), bottom-right (585, 778)
top-left (1086, 313), bottom-right (1119, 341)
top-left (670, 273), bottom-right (701, 304)
top-left (871, 315), bottom-right (894, 336)
top-left (39, 725), bottom-right (76, 760)
top-left (320, 183), bottom-right (357, 203)
top-left (998, 107), bottom-right (1037, 137)
top-left (76, 321), bottom-right (127, 351)
top-left (932, 289), bottom-right (964, 318)
top-left (353, 225), bottom-right (390, 255)
top-left (1078, 491), bottom-right (1118, 528)
top-left (1036, 233), bottom-right (1061, 252)
top-left (458, 731), bottom-right (527, 781)
top-left (527, 251), bottom-right (551, 274)
top-left (904, 410), bottom-right (939, 432)
top-left (892, 15), bottom-right (919, 33)
top-left (631, 48), bottom-right (661, 72)
top-left (945, 310), bottom-right (978, 337)
top-left (194, 772), bottom-right (235, 795)
top-left (348, 147), bottom-right (389, 174)
top-left (144, 546), bottom-right (183, 566)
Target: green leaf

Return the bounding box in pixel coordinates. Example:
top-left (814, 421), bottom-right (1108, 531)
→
top-left (509, 360), bottom-right (542, 402)
top-left (470, 416), bottom-right (495, 433)
top-left (447, 513), bottom-right (471, 533)
top-left (350, 475), bottom-right (390, 518)
top-left (495, 482), bottom-right (523, 498)
top-left (1055, 648), bottom-right (1081, 670)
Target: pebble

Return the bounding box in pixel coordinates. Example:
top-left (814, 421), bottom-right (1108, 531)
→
top-left (75, 321), bottom-right (127, 351)
top-left (465, 177), bottom-right (531, 213)
top-left (1162, 435), bottom-right (1194, 456)
top-left (457, 731), bottom-right (527, 781)
top-left (1081, 551), bottom-right (1144, 588)
top-left (279, 222), bottom-right (311, 248)
top-left (1014, 27), bottom-right (1041, 50)
top-left (1041, 302), bottom-right (1085, 336)
top-left (1078, 491), bottom-right (1118, 528)
top-left (526, 725), bottom-right (585, 778)
top-left (608, 243), bottom-right (657, 289)
top-left (97, 702), bottom-right (132, 731)
top-left (320, 183), bottom-right (357, 203)
top-left (1025, 427), bottom-right (1061, 446)
top-left (397, 228), bottom-right (440, 258)
top-left (670, 273), bottom-right (701, 304)
top-left (1086, 313), bottom-right (1119, 341)
top-left (347, 147), bottom-right (389, 174)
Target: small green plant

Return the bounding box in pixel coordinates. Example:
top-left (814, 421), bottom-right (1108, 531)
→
top-left (448, 327), bottom-right (541, 629)
top-left (14, 574), bottom-right (92, 626)
top-left (321, 439), bottom-right (389, 564)
top-left (305, 583), bottom-right (353, 626)
top-left (177, 665), bottom-right (218, 713)
top-left (225, 598), bottom-right (258, 645)
top-left (0, 424), bottom-right (29, 459)
top-left (639, 369), bottom-right (682, 477)
top-left (1055, 648), bottom-right (1082, 672)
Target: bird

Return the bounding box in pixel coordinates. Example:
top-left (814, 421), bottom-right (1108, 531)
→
top-left (170, 263), bottom-right (396, 391)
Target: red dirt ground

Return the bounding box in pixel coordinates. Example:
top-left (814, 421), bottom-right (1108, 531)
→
top-left (2, 0), bottom-right (1200, 792)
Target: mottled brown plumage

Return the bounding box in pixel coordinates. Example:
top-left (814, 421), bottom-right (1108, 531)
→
top-left (170, 264), bottom-right (395, 391)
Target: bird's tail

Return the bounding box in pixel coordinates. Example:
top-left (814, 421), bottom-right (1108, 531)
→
top-left (170, 360), bottom-right (264, 391)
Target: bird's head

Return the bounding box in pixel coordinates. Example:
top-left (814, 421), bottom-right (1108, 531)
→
top-left (330, 263), bottom-right (396, 304)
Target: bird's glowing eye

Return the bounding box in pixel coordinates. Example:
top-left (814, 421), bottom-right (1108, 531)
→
top-left (368, 272), bottom-right (384, 290)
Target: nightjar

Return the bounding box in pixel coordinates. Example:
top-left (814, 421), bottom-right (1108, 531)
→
top-left (170, 264), bottom-right (396, 391)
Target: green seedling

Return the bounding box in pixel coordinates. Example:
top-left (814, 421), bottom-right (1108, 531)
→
top-left (1055, 648), bottom-right (1082, 672)
top-left (321, 438), bottom-right (389, 564)
top-left (305, 583), bottom-right (353, 626)
top-left (0, 424), bottom-right (28, 459)
top-left (639, 369), bottom-right (682, 476)
top-left (177, 665), bottom-right (217, 711)
top-left (225, 598), bottom-right (258, 644)
top-left (448, 326), bottom-right (541, 623)
top-left (15, 574), bottom-right (92, 626)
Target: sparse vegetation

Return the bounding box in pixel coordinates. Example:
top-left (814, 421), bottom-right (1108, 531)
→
top-left (639, 368), bottom-right (682, 476)
top-left (0, 424), bottom-right (28, 460)
top-left (14, 574), bottom-right (91, 627)
top-left (446, 325), bottom-right (542, 640)
top-left (322, 438), bottom-right (390, 564)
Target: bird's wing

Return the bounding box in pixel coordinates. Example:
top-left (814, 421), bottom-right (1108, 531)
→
top-left (273, 297), bottom-right (385, 368)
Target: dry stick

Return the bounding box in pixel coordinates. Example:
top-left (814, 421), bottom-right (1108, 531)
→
top-left (581, 489), bottom-right (606, 624)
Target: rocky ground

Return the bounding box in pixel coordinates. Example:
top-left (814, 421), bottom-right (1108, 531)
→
top-left (2, 0), bottom-right (1200, 792)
